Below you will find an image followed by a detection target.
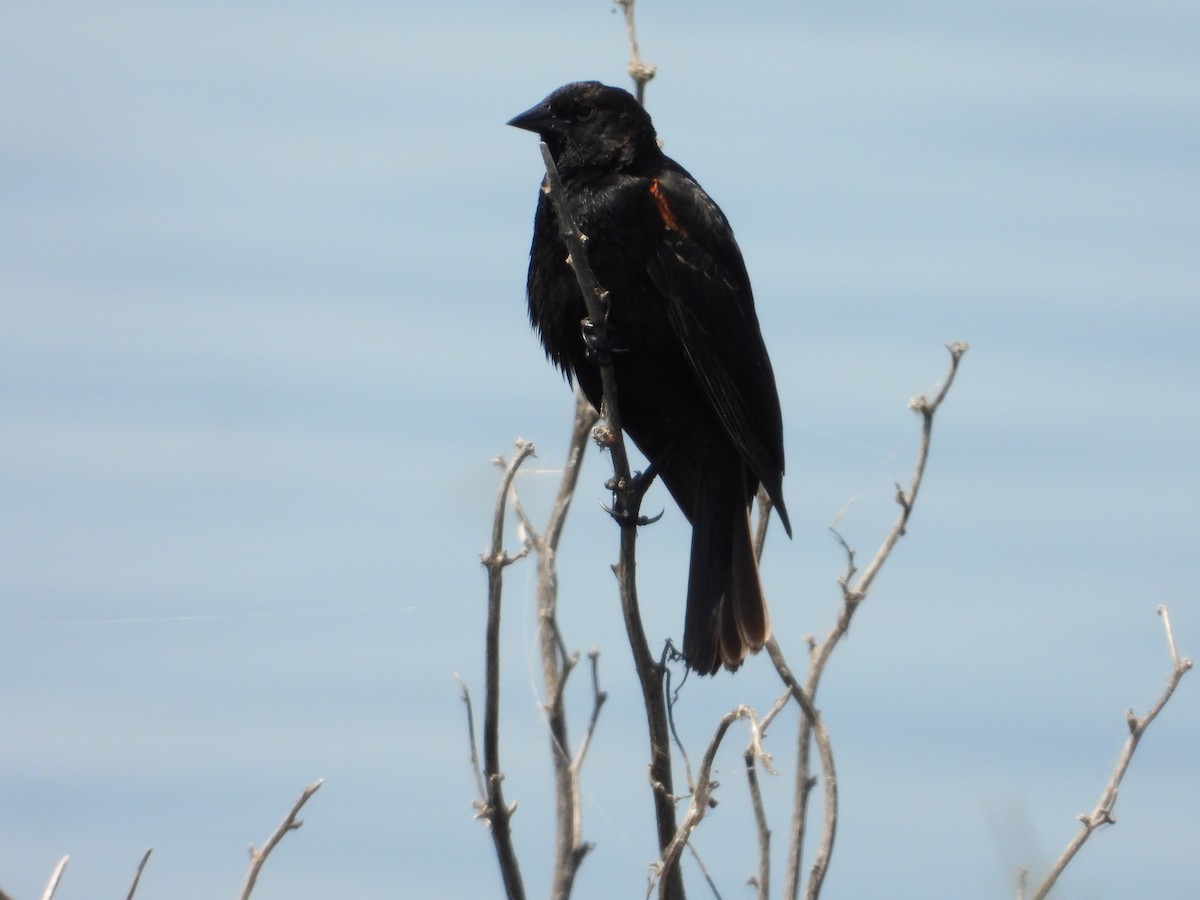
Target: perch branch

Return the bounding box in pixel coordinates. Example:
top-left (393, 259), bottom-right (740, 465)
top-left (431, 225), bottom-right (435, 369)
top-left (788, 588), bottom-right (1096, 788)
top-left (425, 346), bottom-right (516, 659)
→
top-left (537, 143), bottom-right (682, 896)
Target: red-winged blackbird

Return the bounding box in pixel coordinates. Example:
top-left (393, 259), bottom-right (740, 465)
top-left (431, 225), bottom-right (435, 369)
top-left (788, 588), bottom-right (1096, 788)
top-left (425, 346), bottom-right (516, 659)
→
top-left (509, 81), bottom-right (790, 675)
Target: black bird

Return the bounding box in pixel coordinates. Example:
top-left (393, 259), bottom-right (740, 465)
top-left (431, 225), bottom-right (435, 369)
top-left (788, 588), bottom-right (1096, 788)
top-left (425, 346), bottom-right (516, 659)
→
top-left (509, 81), bottom-right (790, 674)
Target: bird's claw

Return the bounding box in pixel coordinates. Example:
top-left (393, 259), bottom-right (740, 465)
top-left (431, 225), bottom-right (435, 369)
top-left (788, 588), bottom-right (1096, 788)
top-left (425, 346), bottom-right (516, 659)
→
top-left (601, 465), bottom-right (662, 526)
top-left (581, 317), bottom-right (627, 361)
top-left (599, 498), bottom-right (664, 527)
top-left (605, 463), bottom-right (660, 497)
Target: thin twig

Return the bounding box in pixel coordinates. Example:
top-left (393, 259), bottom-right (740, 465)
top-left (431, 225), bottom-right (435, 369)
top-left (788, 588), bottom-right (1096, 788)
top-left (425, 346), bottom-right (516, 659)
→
top-left (238, 779), bottom-right (323, 900)
top-left (571, 650), bottom-right (609, 775)
top-left (811, 342), bottom-right (967, 686)
top-left (765, 639), bottom-right (838, 900)
top-left (39, 856), bottom-right (68, 900)
top-left (548, 388), bottom-right (599, 549)
top-left (745, 747), bottom-right (771, 900)
top-left (844, 342), bottom-right (967, 600)
top-left (614, 0), bottom-right (656, 104)
top-left (1028, 606), bottom-right (1192, 900)
top-left (685, 842), bottom-right (723, 899)
top-left (478, 441), bottom-right (537, 900)
top-left (760, 685), bottom-right (795, 734)
top-left (125, 848), bottom-right (152, 900)
top-left (456, 675), bottom-right (487, 804)
top-left (485, 442), bottom-right (536, 572)
top-left (485, 397), bottom-right (604, 899)
top-left (779, 343), bottom-right (967, 900)
top-left (664, 657), bottom-right (697, 793)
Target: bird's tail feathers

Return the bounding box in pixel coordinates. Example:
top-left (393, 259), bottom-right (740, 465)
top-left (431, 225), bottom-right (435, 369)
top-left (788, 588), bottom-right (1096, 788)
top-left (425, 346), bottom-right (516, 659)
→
top-left (683, 491), bottom-right (771, 675)
top-left (726, 505), bottom-right (770, 661)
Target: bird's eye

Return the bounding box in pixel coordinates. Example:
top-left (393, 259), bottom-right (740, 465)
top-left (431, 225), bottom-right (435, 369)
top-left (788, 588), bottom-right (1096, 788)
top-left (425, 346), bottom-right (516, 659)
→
top-left (575, 104), bottom-right (596, 122)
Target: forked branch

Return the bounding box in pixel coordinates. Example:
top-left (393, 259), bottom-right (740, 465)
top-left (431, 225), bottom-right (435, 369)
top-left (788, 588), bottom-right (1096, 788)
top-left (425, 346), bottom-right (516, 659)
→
top-left (655, 706), bottom-right (770, 896)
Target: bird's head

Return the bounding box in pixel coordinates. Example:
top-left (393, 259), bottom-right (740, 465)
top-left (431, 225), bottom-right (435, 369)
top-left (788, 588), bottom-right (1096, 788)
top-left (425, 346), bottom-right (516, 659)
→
top-left (508, 81), bottom-right (659, 176)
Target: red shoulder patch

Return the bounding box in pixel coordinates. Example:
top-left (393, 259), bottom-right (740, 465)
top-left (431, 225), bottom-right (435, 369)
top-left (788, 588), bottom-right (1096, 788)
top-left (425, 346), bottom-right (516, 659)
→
top-left (649, 178), bottom-right (688, 236)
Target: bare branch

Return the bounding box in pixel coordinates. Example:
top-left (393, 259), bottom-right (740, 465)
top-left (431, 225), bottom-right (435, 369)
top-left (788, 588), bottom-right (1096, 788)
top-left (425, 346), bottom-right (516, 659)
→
top-left (547, 388), bottom-right (599, 551)
top-left (664, 659), bottom-right (697, 793)
top-left (551, 650), bottom-right (607, 891)
top-left (506, 479), bottom-right (541, 552)
top-left (125, 848), bottom-right (152, 900)
top-left (683, 843), bottom-right (722, 899)
top-left (1029, 607), bottom-right (1192, 900)
top-left (614, 0), bottom-right (656, 103)
top-left (476, 441), bottom-right (537, 900)
top-left (764, 639), bottom-right (838, 900)
top-left (484, 441), bottom-right (537, 573)
top-left (571, 650), bottom-right (609, 775)
top-left (238, 780), bottom-right (323, 900)
top-left (537, 143), bottom-right (682, 897)
top-left (456, 675), bottom-right (487, 806)
top-left (507, 389), bottom-right (603, 898)
top-left (1160, 604), bottom-right (1186, 668)
top-left (39, 856), bottom-right (68, 900)
top-left (779, 343), bottom-right (967, 900)
top-left (760, 685), bottom-right (795, 735)
top-left (848, 341), bottom-right (967, 603)
top-left (745, 746), bottom-right (771, 900)
top-left (811, 342), bottom-right (967, 685)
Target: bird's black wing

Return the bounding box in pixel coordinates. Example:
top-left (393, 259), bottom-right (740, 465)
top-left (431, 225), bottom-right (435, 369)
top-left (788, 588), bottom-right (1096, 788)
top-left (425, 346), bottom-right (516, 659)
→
top-left (643, 163), bottom-right (791, 534)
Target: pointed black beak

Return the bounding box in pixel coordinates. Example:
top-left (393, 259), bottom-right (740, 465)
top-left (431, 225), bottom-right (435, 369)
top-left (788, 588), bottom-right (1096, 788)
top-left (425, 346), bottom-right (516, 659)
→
top-left (507, 101), bottom-right (557, 135)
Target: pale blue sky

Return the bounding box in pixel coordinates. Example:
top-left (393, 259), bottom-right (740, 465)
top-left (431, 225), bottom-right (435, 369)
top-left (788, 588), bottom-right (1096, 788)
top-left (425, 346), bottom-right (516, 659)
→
top-left (2, 1), bottom-right (1198, 898)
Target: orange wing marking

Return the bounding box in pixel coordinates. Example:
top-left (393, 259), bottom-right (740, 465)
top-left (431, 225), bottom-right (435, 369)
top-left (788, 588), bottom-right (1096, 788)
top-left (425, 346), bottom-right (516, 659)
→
top-left (649, 178), bottom-right (688, 236)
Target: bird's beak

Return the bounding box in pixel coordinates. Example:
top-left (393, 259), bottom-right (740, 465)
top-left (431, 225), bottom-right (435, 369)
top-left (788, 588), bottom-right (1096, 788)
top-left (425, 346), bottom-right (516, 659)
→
top-left (507, 102), bottom-right (558, 134)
